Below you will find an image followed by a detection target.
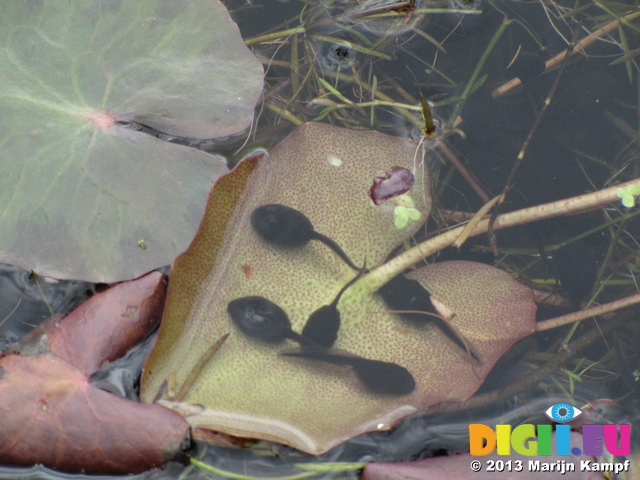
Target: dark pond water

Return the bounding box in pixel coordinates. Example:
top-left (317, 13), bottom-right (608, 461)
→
top-left (1, 0), bottom-right (639, 478)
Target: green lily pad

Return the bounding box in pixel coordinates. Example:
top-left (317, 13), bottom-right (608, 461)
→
top-left (0, 0), bottom-right (263, 282)
top-left (141, 122), bottom-right (537, 454)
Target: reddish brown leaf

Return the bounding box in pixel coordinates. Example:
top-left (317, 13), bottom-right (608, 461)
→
top-left (369, 166), bottom-right (415, 205)
top-left (8, 271), bottom-right (165, 376)
top-left (0, 354), bottom-right (189, 474)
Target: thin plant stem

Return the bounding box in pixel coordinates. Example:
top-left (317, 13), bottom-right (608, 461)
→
top-left (435, 143), bottom-right (491, 203)
top-left (486, 24), bottom-right (576, 254)
top-left (290, 34), bottom-right (301, 95)
top-left (265, 102), bottom-right (304, 125)
top-left (191, 457), bottom-right (316, 480)
top-left (190, 457), bottom-right (365, 480)
top-left (492, 9), bottom-right (640, 98)
top-left (453, 195), bottom-right (501, 249)
top-left (245, 26), bottom-right (306, 46)
top-left (447, 16), bottom-right (512, 127)
top-left (536, 293), bottom-right (640, 331)
top-left (0, 297), bottom-right (22, 329)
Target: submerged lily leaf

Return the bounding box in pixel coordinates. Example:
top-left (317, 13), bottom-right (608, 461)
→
top-left (0, 354), bottom-right (189, 474)
top-left (141, 122), bottom-right (535, 454)
top-left (0, 272), bottom-right (191, 474)
top-left (0, 0), bottom-right (263, 282)
top-left (9, 271), bottom-right (165, 376)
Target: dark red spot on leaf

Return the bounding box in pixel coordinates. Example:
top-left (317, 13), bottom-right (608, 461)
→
top-left (241, 264), bottom-right (253, 278)
top-left (369, 166), bottom-right (415, 205)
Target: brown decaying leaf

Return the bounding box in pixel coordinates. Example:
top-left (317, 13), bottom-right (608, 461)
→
top-left (0, 354), bottom-right (189, 474)
top-left (9, 271), bottom-right (165, 375)
top-left (0, 271), bottom-right (190, 474)
top-left (141, 122), bottom-right (535, 454)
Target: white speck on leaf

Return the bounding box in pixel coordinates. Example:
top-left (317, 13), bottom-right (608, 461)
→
top-left (327, 155), bottom-right (342, 167)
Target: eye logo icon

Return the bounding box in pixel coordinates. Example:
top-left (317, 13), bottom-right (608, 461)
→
top-left (545, 403), bottom-right (582, 423)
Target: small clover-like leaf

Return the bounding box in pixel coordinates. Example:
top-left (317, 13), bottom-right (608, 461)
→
top-left (406, 207), bottom-right (422, 222)
top-left (617, 188), bottom-right (638, 208)
top-left (394, 206), bottom-right (410, 229)
top-left (395, 193), bottom-right (417, 208)
top-left (393, 197), bottom-right (421, 229)
top-left (623, 195), bottom-right (635, 208)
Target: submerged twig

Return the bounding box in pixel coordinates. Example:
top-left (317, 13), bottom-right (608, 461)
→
top-left (536, 293), bottom-right (640, 331)
top-left (453, 195), bottom-right (500, 249)
top-left (492, 9), bottom-right (640, 98)
top-left (487, 24), bottom-right (576, 255)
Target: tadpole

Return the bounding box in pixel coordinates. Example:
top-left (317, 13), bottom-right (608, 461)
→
top-left (251, 204), bottom-right (363, 271)
top-left (283, 351), bottom-right (415, 395)
top-left (227, 296), bottom-right (309, 345)
top-left (301, 266), bottom-right (365, 348)
top-left (378, 274), bottom-right (479, 363)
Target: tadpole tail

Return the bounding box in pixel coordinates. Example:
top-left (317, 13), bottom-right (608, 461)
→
top-left (311, 231), bottom-right (367, 272)
top-left (285, 330), bottom-right (315, 347)
top-left (330, 262), bottom-right (367, 308)
top-left (281, 350), bottom-right (353, 366)
top-left (283, 351), bottom-right (416, 395)
top-left (432, 317), bottom-right (481, 364)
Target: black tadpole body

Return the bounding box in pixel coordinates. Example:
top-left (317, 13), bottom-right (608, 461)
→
top-left (378, 274), bottom-right (440, 322)
top-left (301, 267), bottom-right (365, 348)
top-left (378, 274), bottom-right (479, 362)
top-left (251, 204), bottom-right (363, 271)
top-left (227, 296), bottom-right (308, 345)
top-left (283, 351), bottom-right (415, 395)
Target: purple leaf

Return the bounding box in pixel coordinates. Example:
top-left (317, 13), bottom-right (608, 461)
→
top-left (369, 166), bottom-right (415, 205)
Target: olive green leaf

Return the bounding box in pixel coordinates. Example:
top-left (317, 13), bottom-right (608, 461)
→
top-left (142, 123), bottom-right (536, 454)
